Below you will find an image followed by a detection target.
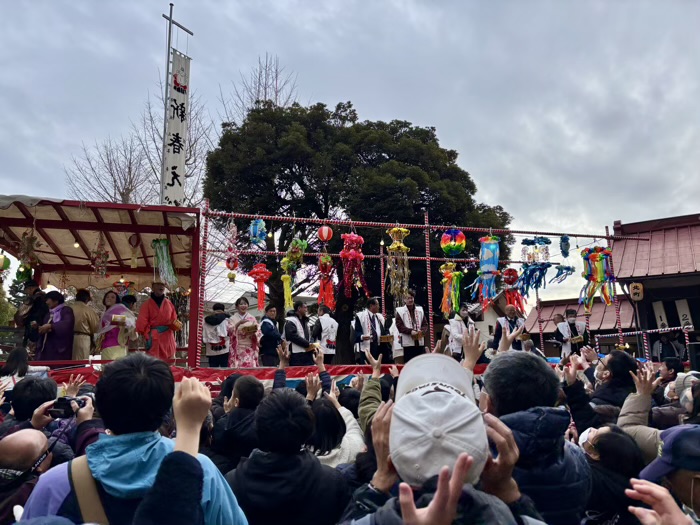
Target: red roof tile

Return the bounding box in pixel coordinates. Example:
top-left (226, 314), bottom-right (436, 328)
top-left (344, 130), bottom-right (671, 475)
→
top-left (524, 296), bottom-right (634, 334)
top-left (612, 215), bottom-right (700, 279)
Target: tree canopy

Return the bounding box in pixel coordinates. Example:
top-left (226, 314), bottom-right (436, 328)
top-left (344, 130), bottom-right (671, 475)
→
top-left (204, 101), bottom-right (512, 361)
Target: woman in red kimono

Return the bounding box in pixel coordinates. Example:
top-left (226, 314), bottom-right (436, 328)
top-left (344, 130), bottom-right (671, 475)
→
top-left (136, 281), bottom-right (180, 361)
top-left (229, 296), bottom-right (259, 368)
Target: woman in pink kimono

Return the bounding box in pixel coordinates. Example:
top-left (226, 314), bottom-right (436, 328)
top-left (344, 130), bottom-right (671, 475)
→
top-left (229, 297), bottom-right (259, 368)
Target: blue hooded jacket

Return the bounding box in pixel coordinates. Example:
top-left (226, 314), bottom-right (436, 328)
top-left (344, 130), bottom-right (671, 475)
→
top-left (22, 431), bottom-right (247, 525)
top-left (500, 407), bottom-right (592, 525)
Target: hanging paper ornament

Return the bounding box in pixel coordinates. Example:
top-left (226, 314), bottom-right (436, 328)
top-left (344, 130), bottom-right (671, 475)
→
top-left (151, 239), bottom-right (178, 287)
top-left (503, 267), bottom-right (526, 315)
top-left (441, 229), bottom-right (466, 257)
top-left (521, 236), bottom-right (551, 264)
top-left (226, 222), bottom-right (239, 284)
top-left (470, 236), bottom-right (501, 310)
top-left (439, 262), bottom-right (463, 318)
top-left (385, 227), bottom-right (411, 309)
top-left (549, 264), bottom-right (576, 284)
top-left (91, 232), bottom-right (110, 278)
top-left (318, 253), bottom-right (336, 310)
top-left (249, 219), bottom-right (267, 249)
top-left (248, 263), bottom-right (272, 311)
top-left (339, 233), bottom-right (370, 299)
top-left (281, 238), bottom-right (309, 309)
top-left (128, 234), bottom-right (139, 269)
top-left (518, 262), bottom-right (552, 297)
top-left (560, 235), bottom-right (571, 259)
top-left (17, 230), bottom-right (42, 270)
top-left (579, 247), bottom-right (614, 313)
top-left (112, 280), bottom-right (133, 298)
top-left (318, 225), bottom-right (333, 244)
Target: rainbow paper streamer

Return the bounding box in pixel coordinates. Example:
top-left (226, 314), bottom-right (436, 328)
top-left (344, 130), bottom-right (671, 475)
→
top-left (579, 247), bottom-right (615, 313)
top-left (470, 235), bottom-right (500, 309)
top-left (441, 229), bottom-right (466, 257)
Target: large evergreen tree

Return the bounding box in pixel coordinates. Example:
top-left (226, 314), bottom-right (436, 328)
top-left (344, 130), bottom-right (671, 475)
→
top-left (204, 102), bottom-right (512, 362)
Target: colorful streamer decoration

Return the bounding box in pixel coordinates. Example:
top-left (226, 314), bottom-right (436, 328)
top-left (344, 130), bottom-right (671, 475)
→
top-left (441, 229), bottom-right (466, 257)
top-left (440, 262), bottom-right (463, 318)
top-left (560, 235), bottom-right (571, 259)
top-left (549, 264), bottom-right (576, 284)
top-left (503, 267), bottom-right (526, 315)
top-left (521, 236), bottom-right (551, 264)
top-left (248, 263), bottom-right (272, 311)
top-left (128, 234), bottom-right (139, 269)
top-left (318, 253), bottom-right (336, 310)
top-left (339, 233), bottom-right (370, 299)
top-left (91, 232), bottom-right (110, 279)
top-left (226, 222), bottom-right (239, 283)
top-left (249, 219), bottom-right (267, 249)
top-left (518, 262), bottom-right (552, 298)
top-left (281, 238), bottom-right (309, 309)
top-left (386, 227), bottom-right (411, 309)
top-left (470, 235), bottom-right (501, 310)
top-left (151, 239), bottom-right (178, 287)
top-left (579, 247), bottom-right (615, 313)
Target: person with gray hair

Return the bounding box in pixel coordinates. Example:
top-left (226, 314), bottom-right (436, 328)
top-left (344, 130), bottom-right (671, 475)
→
top-left (522, 339), bottom-right (547, 360)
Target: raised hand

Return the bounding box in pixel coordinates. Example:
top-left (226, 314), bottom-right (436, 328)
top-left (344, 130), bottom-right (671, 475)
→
top-left (223, 395), bottom-right (235, 414)
top-left (630, 363), bottom-right (661, 396)
top-left (498, 323), bottom-right (524, 353)
top-left (626, 478), bottom-right (693, 525)
top-left (370, 401), bottom-right (398, 494)
top-left (277, 341), bottom-right (290, 369)
top-left (173, 377), bottom-right (212, 457)
top-left (480, 413), bottom-right (521, 504)
top-left (389, 365), bottom-right (399, 379)
top-left (324, 380), bottom-right (341, 409)
top-left (462, 329), bottom-right (486, 371)
top-left (305, 373), bottom-right (322, 401)
top-left (581, 346), bottom-right (598, 364)
top-left (565, 355), bottom-right (582, 386)
top-left (364, 349), bottom-right (383, 379)
top-left (31, 400), bottom-right (55, 430)
top-left (313, 348), bottom-right (326, 372)
top-left (63, 374), bottom-right (86, 398)
top-left (399, 453), bottom-right (473, 525)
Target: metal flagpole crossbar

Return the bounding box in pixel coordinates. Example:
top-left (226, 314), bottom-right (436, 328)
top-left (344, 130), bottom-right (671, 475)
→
top-left (594, 325), bottom-right (694, 361)
top-left (199, 201), bottom-right (649, 357)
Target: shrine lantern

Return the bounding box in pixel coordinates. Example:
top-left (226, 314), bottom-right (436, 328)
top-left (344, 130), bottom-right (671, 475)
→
top-left (318, 225), bottom-right (333, 243)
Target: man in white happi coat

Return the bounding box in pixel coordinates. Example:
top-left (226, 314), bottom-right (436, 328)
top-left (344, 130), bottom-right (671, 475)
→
top-left (447, 304), bottom-right (476, 361)
top-left (555, 308), bottom-right (587, 359)
top-left (355, 297), bottom-right (391, 363)
top-left (311, 304), bottom-right (339, 365)
top-left (394, 290), bottom-right (428, 364)
top-left (493, 304), bottom-right (526, 351)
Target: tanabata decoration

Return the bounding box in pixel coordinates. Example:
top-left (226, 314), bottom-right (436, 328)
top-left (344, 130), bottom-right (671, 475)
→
top-left (560, 235), bottom-right (571, 259)
top-left (91, 232), bottom-right (110, 279)
top-left (151, 239), bottom-right (178, 287)
top-left (248, 263), bottom-right (272, 311)
top-left (518, 262), bottom-right (552, 298)
top-left (281, 238), bottom-right (309, 309)
top-left (521, 236), bottom-right (551, 263)
top-left (339, 233), bottom-right (370, 299)
top-left (549, 264), bottom-right (576, 284)
top-left (441, 229), bottom-right (466, 257)
top-left (17, 230), bottom-right (42, 270)
top-left (249, 219), bottom-right (267, 249)
top-left (503, 267), bottom-right (526, 315)
top-left (226, 222), bottom-right (239, 283)
top-left (470, 235), bottom-right (501, 310)
top-left (440, 262), bottom-right (463, 318)
top-left (579, 247), bottom-right (614, 313)
top-left (317, 253), bottom-right (336, 310)
top-left (386, 227), bottom-right (410, 309)
top-left (318, 225), bottom-right (333, 244)
top-left (128, 234), bottom-right (140, 269)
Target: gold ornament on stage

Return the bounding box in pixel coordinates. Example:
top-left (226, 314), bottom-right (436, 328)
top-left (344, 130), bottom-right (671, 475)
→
top-left (385, 227), bottom-right (410, 309)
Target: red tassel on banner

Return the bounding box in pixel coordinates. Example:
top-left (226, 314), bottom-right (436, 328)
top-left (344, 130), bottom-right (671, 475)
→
top-left (318, 253), bottom-right (336, 310)
top-left (248, 263), bottom-right (272, 311)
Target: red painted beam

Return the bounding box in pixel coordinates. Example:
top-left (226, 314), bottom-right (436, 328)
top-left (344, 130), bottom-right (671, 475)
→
top-left (127, 209), bottom-right (152, 269)
top-left (60, 200), bottom-right (200, 215)
top-left (91, 208), bottom-right (126, 270)
top-left (39, 264), bottom-right (191, 275)
top-left (1, 218), bottom-right (192, 235)
top-left (14, 202), bottom-right (71, 266)
top-left (50, 203), bottom-right (92, 260)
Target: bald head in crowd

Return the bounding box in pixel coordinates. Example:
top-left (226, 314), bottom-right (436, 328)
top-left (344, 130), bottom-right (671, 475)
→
top-left (0, 429), bottom-right (50, 472)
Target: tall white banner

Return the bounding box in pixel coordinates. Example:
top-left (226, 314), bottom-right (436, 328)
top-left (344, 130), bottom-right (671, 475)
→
top-left (161, 49), bottom-right (190, 206)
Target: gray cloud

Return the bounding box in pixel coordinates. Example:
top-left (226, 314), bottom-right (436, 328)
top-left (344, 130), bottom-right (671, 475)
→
top-left (2, 0), bottom-right (699, 301)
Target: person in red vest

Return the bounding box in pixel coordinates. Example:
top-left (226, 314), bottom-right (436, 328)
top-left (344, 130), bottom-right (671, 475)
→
top-left (136, 281), bottom-right (180, 361)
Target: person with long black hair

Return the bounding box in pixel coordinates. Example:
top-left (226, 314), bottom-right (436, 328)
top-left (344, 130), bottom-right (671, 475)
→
top-left (0, 348), bottom-right (49, 403)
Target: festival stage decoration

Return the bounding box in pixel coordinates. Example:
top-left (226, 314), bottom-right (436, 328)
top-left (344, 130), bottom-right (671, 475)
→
top-left (470, 235), bottom-right (501, 309)
top-left (441, 229), bottom-right (466, 257)
top-left (112, 279), bottom-right (133, 298)
top-left (281, 238), bottom-right (309, 309)
top-left (152, 239), bottom-right (178, 287)
top-left (579, 246), bottom-right (615, 313)
top-left (559, 235), bottom-right (571, 259)
top-left (17, 230), bottom-right (42, 271)
top-left (386, 227), bottom-right (411, 309)
top-left (318, 225), bottom-right (333, 244)
top-left (91, 232), bottom-right (110, 279)
top-left (128, 234), bottom-right (139, 269)
top-left (248, 219), bottom-right (267, 249)
top-left (549, 264), bottom-right (576, 284)
top-left (503, 267), bottom-right (525, 314)
top-left (248, 263), bottom-right (272, 311)
top-left (440, 262), bottom-right (463, 318)
top-left (318, 253), bottom-right (336, 310)
top-left (339, 233), bottom-right (370, 299)
top-left (226, 222), bottom-right (239, 283)
top-left (518, 237), bottom-right (552, 297)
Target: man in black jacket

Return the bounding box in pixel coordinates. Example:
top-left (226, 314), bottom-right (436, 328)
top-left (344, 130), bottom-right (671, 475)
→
top-left (227, 388), bottom-right (351, 525)
top-left (14, 280), bottom-right (48, 355)
top-left (259, 304), bottom-right (282, 367)
top-left (284, 301), bottom-right (316, 366)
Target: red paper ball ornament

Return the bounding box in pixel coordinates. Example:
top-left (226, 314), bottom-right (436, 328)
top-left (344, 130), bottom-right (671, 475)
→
top-left (318, 225), bottom-right (333, 243)
top-left (503, 268), bottom-right (519, 286)
top-left (226, 256), bottom-right (239, 271)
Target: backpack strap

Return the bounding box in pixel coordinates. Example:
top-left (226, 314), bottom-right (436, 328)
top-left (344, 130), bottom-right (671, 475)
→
top-left (70, 455), bottom-right (110, 525)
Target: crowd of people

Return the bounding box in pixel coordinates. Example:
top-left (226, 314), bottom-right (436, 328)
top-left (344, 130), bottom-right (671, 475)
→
top-left (0, 312), bottom-right (698, 524)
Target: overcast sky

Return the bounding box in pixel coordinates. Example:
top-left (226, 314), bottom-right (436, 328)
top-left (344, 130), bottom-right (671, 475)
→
top-left (2, 1), bottom-right (699, 303)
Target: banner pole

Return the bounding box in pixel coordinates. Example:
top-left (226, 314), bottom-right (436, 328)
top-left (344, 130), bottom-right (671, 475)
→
top-left (160, 3), bottom-right (174, 204)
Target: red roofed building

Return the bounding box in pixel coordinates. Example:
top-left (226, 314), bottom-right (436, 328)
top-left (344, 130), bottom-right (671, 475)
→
top-left (612, 214), bottom-right (700, 360)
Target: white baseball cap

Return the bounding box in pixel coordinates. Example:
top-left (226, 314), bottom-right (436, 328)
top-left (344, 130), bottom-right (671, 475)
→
top-left (389, 354), bottom-right (488, 487)
top-left (395, 353), bottom-right (476, 403)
